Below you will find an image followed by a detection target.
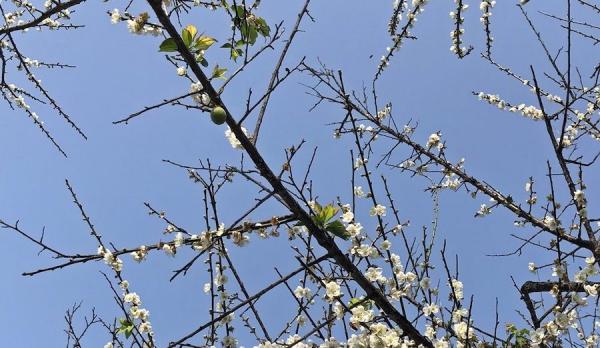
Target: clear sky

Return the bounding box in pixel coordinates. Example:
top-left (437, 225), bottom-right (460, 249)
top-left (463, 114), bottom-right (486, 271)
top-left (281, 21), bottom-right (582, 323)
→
top-left (1, 1), bottom-right (597, 346)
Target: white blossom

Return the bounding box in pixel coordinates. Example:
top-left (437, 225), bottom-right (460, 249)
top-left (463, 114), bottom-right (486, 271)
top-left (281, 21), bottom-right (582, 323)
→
top-left (364, 267), bottom-right (386, 283)
top-left (426, 132), bottom-right (442, 149)
top-left (225, 126), bottom-right (248, 149)
top-left (325, 281), bottom-right (341, 301)
top-left (124, 292), bottom-right (141, 306)
top-left (110, 9), bottom-right (120, 24)
top-left (346, 222), bottom-right (363, 238)
top-left (423, 303), bottom-right (440, 316)
top-left (341, 211), bottom-right (354, 223)
top-left (293, 286), bottom-right (312, 299)
top-left (543, 215), bottom-right (558, 231)
top-left (369, 204), bottom-right (387, 217)
top-left (353, 186), bottom-right (366, 198)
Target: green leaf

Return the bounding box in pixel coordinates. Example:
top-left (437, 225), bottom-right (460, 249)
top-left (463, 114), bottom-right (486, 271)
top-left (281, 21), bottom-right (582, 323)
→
top-left (504, 324), bottom-right (529, 348)
top-left (184, 24), bottom-right (197, 38)
top-left (232, 4), bottom-right (245, 18)
top-left (311, 206), bottom-right (324, 225)
top-left (231, 48), bottom-right (243, 61)
top-left (318, 204), bottom-right (338, 225)
top-left (348, 297), bottom-right (373, 309)
top-left (239, 23), bottom-right (258, 45)
top-left (159, 38), bottom-right (178, 52)
top-left (255, 17), bottom-right (270, 37)
top-left (239, 22), bottom-right (249, 40)
top-left (247, 26), bottom-right (258, 45)
top-left (195, 35), bottom-right (217, 51)
top-left (116, 318), bottom-right (134, 339)
top-left (182, 29), bottom-right (193, 47)
top-left (348, 297), bottom-right (361, 307)
top-left (211, 65), bottom-right (228, 80)
top-left (325, 220), bottom-right (349, 240)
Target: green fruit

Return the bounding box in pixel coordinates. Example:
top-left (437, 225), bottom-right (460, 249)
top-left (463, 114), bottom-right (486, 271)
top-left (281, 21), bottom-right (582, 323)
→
top-left (210, 106), bottom-right (227, 125)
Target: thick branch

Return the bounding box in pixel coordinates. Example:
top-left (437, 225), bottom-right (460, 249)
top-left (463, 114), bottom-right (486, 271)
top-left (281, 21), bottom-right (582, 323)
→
top-left (144, 1), bottom-right (432, 346)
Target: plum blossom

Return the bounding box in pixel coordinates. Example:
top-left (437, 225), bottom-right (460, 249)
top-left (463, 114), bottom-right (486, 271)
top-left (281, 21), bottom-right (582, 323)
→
top-left (369, 204), bottom-right (387, 217)
top-left (325, 281), bottom-right (341, 301)
top-left (225, 126), bottom-right (249, 149)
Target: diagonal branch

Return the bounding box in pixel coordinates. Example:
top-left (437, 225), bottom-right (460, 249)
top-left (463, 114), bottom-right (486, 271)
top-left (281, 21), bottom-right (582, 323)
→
top-left (144, 1), bottom-right (433, 346)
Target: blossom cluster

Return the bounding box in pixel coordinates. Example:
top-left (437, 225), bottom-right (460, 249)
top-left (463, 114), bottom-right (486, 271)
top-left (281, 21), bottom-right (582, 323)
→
top-left (122, 287), bottom-right (154, 336)
top-left (3, 84), bottom-right (32, 114)
top-left (110, 10), bottom-right (162, 36)
top-left (379, 0), bottom-right (429, 72)
top-left (477, 92), bottom-right (544, 120)
top-left (225, 126), bottom-right (249, 149)
top-left (97, 245), bottom-right (124, 272)
top-left (97, 245), bottom-right (154, 346)
top-left (426, 132), bottom-right (443, 150)
top-left (377, 104), bottom-right (392, 121)
top-left (3, 0), bottom-right (71, 30)
top-left (479, 0), bottom-right (495, 53)
top-left (190, 81), bottom-right (212, 107)
top-left (441, 158), bottom-right (465, 190)
top-left (479, 1), bottom-right (495, 24)
top-left (449, 0), bottom-right (470, 56)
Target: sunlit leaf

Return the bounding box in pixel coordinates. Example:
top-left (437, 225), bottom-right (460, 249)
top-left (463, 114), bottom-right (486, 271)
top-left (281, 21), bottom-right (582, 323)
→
top-left (185, 24), bottom-right (197, 38)
top-left (195, 35), bottom-right (217, 51)
top-left (211, 65), bottom-right (228, 80)
top-left (319, 204), bottom-right (338, 224)
top-left (182, 29), bottom-right (193, 47)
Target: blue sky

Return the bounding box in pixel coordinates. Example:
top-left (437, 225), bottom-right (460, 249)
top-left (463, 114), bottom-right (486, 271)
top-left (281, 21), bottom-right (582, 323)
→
top-left (1, 1), bottom-right (597, 346)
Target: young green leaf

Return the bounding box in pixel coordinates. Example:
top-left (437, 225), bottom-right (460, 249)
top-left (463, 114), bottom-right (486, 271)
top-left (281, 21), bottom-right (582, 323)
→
top-left (348, 297), bottom-right (373, 309)
top-left (255, 17), bottom-right (270, 37)
top-left (325, 220), bottom-right (349, 240)
top-left (159, 38), bottom-right (178, 52)
top-left (247, 26), bottom-right (258, 45)
top-left (182, 29), bottom-right (193, 47)
top-left (318, 204), bottom-right (338, 225)
top-left (231, 48), bottom-right (243, 61)
top-left (211, 65), bottom-right (228, 80)
top-left (195, 35), bottom-right (217, 51)
top-left (232, 4), bottom-right (245, 19)
top-left (116, 318), bottom-right (134, 338)
top-left (184, 24), bottom-right (197, 39)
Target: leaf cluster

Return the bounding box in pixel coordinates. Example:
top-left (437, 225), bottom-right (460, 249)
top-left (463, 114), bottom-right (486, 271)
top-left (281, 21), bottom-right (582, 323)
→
top-left (159, 24), bottom-right (217, 67)
top-left (297, 202), bottom-right (350, 240)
